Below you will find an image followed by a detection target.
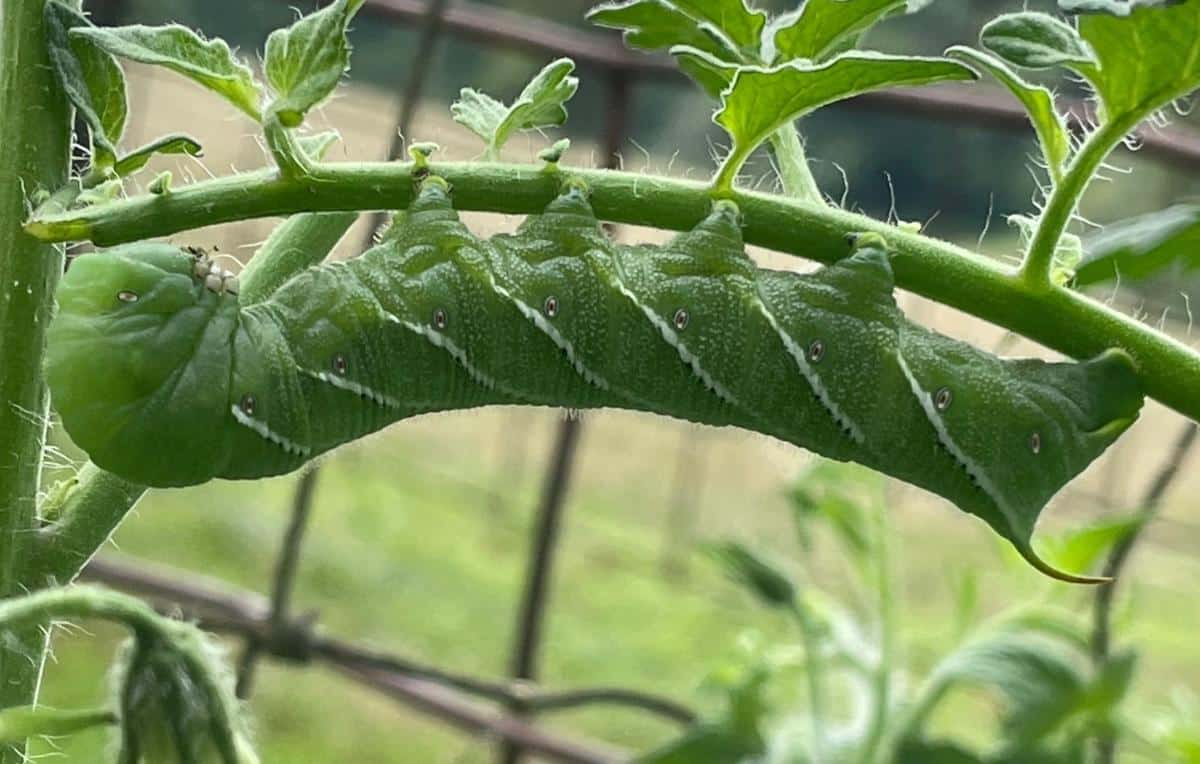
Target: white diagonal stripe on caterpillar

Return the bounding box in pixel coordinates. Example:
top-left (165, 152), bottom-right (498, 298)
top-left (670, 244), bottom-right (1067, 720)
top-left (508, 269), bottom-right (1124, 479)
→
top-left (752, 295), bottom-right (866, 444)
top-left (893, 349), bottom-right (1019, 534)
top-left (298, 367), bottom-right (407, 409)
top-left (230, 405), bottom-right (311, 456)
top-left (384, 311), bottom-right (524, 398)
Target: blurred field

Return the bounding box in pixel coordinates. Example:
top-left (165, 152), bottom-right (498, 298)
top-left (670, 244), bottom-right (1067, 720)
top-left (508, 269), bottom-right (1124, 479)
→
top-left (31, 55), bottom-right (1200, 761)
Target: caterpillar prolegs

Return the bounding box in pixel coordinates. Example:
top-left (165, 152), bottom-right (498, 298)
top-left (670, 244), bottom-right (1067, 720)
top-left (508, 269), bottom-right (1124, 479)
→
top-left (46, 179), bottom-right (1144, 581)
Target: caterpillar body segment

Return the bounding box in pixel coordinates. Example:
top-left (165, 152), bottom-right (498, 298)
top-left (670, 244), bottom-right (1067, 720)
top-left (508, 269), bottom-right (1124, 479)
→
top-left (46, 179), bottom-right (1144, 581)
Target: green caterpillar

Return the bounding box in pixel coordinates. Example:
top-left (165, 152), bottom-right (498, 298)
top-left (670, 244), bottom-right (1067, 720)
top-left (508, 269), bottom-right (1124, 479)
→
top-left (47, 179), bottom-right (1143, 581)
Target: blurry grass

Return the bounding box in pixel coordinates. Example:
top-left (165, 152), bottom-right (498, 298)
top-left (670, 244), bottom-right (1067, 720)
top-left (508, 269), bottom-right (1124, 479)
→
top-left (29, 403), bottom-right (1200, 762)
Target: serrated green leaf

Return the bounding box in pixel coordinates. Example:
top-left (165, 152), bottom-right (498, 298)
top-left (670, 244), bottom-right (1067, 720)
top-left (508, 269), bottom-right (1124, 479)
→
top-left (1067, 0), bottom-right (1200, 124)
top-left (1074, 203), bottom-right (1200, 285)
top-left (587, 1), bottom-right (740, 62)
top-left (671, 45), bottom-right (739, 98)
top-left (73, 24), bottom-right (260, 121)
top-left (112, 134), bottom-right (203, 177)
top-left (713, 52), bottom-right (975, 191)
top-left (264, 0), bottom-right (365, 127)
top-left (980, 12), bottom-right (1096, 70)
top-left (451, 58), bottom-right (578, 158)
top-left (45, 1), bottom-right (128, 167)
top-left (947, 46), bottom-right (1071, 183)
top-left (589, 0), bottom-right (765, 60)
top-left (768, 0), bottom-right (932, 64)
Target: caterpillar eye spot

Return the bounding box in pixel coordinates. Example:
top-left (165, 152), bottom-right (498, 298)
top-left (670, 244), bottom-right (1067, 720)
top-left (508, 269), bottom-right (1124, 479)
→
top-left (117, 290), bottom-right (139, 303)
top-left (544, 295), bottom-right (559, 318)
top-left (239, 393), bottom-right (257, 416)
top-left (673, 308), bottom-right (689, 331)
top-left (332, 354), bottom-right (348, 376)
top-left (1030, 432), bottom-right (1042, 454)
top-left (433, 308), bottom-right (448, 331)
top-left (808, 339), bottom-right (825, 363)
top-left (935, 387), bottom-right (953, 411)
top-left (845, 233), bottom-right (860, 248)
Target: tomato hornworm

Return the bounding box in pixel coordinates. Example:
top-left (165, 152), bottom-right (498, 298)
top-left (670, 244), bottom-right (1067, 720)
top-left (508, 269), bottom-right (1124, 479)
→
top-left (47, 178), bottom-right (1144, 581)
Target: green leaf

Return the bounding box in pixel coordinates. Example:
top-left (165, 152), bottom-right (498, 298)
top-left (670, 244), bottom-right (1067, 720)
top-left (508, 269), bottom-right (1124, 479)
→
top-left (671, 45), bottom-right (739, 98)
top-left (946, 46), bottom-right (1071, 183)
top-left (73, 24), bottom-right (261, 121)
top-left (263, 0), bottom-right (365, 127)
top-left (713, 52), bottom-right (975, 192)
top-left (1074, 203), bottom-right (1200, 285)
top-left (1060, 0), bottom-right (1189, 16)
top-left (587, 1), bottom-right (740, 62)
top-left (980, 12), bottom-right (1096, 70)
top-left (588, 0), bottom-right (765, 61)
top-left (296, 130), bottom-right (342, 161)
top-left (45, 1), bottom-right (128, 167)
top-left (451, 58), bottom-right (578, 158)
top-left (1066, 0), bottom-right (1200, 124)
top-left (708, 541), bottom-right (796, 609)
top-left (769, 0), bottom-right (933, 64)
top-left (111, 134), bottom-right (203, 177)
top-left (1036, 516), bottom-right (1141, 575)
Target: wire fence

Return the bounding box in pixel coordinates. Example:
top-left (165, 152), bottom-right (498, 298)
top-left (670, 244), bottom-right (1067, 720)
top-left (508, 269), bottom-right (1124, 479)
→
top-left (70, 0), bottom-right (1200, 761)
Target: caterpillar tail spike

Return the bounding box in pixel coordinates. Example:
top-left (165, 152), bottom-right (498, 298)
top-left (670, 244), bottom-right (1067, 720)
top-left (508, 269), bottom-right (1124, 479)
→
top-left (46, 187), bottom-right (1144, 581)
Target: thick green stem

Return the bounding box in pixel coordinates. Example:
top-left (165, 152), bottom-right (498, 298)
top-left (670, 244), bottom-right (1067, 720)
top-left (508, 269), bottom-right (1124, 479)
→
top-left (768, 123), bottom-right (824, 204)
top-left (23, 159), bottom-right (1200, 422)
top-left (0, 0), bottom-right (74, 741)
top-left (27, 463), bottom-right (147, 589)
top-left (1020, 115), bottom-right (1139, 290)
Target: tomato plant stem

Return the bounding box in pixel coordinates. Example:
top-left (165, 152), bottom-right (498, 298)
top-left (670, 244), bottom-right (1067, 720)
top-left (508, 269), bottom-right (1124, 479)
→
top-left (0, 0), bottom-right (74, 745)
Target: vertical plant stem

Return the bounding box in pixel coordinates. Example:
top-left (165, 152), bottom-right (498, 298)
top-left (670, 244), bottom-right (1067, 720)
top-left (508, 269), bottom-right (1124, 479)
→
top-left (769, 123), bottom-right (824, 205)
top-left (0, 0), bottom-right (74, 751)
top-left (1092, 423), bottom-right (1198, 764)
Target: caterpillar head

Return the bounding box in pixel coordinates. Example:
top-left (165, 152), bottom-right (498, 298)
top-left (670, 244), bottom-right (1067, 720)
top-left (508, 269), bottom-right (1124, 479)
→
top-left (48, 245), bottom-right (237, 485)
top-left (47, 244), bottom-right (306, 487)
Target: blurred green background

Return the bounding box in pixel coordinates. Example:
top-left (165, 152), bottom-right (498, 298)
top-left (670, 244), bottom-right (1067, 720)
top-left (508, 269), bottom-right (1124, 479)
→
top-left (31, 0), bottom-right (1200, 761)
